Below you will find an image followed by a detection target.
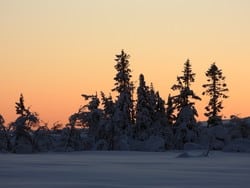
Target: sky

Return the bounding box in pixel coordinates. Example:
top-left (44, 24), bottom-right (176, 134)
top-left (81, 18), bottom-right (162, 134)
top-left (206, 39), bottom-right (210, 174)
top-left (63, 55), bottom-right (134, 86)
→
top-left (1, 0), bottom-right (250, 124)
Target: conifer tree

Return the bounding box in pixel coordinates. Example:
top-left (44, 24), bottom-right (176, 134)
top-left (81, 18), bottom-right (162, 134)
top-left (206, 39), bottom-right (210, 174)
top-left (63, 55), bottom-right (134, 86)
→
top-left (146, 84), bottom-right (166, 125)
top-left (166, 94), bottom-right (176, 126)
top-left (12, 94), bottom-right (39, 153)
top-left (148, 83), bottom-right (157, 119)
top-left (112, 50), bottom-right (134, 131)
top-left (100, 92), bottom-right (114, 119)
top-left (15, 94), bottom-right (31, 117)
top-left (135, 74), bottom-right (152, 140)
top-left (202, 63), bottom-right (229, 126)
top-left (81, 93), bottom-right (102, 136)
top-left (171, 59), bottom-right (201, 127)
top-left (67, 93), bottom-right (102, 150)
top-left (100, 91), bottom-right (115, 149)
top-left (0, 114), bottom-right (11, 151)
top-left (14, 94), bottom-right (39, 127)
top-left (154, 91), bottom-right (166, 122)
top-left (0, 114), bottom-right (4, 126)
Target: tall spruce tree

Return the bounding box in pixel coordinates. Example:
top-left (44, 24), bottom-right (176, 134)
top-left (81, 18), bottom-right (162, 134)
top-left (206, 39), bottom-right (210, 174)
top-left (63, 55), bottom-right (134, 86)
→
top-left (202, 63), bottom-right (229, 126)
top-left (135, 74), bottom-right (152, 140)
top-left (112, 50), bottom-right (134, 131)
top-left (171, 59), bottom-right (201, 127)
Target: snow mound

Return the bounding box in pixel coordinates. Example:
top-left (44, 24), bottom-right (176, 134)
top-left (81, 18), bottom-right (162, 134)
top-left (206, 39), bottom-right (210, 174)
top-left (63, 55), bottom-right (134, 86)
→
top-left (223, 138), bottom-right (250, 153)
top-left (145, 136), bottom-right (165, 152)
top-left (94, 139), bottom-right (109, 150)
top-left (209, 125), bottom-right (228, 140)
top-left (114, 135), bottom-right (130, 150)
top-left (130, 136), bottom-right (165, 152)
top-left (177, 151), bottom-right (209, 158)
top-left (177, 152), bottom-right (190, 158)
top-left (184, 142), bottom-right (205, 150)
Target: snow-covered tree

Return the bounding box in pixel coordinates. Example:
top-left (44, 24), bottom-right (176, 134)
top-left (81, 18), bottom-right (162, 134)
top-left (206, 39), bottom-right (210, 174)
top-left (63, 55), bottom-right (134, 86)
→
top-left (11, 94), bottom-right (39, 153)
top-left (202, 63), bottom-right (229, 127)
top-left (148, 83), bottom-right (157, 119)
top-left (0, 114), bottom-right (11, 151)
top-left (81, 93), bottom-right (103, 136)
top-left (154, 91), bottom-right (166, 122)
top-left (145, 85), bottom-right (167, 127)
top-left (66, 93), bottom-right (103, 151)
top-left (112, 50), bottom-right (134, 132)
top-left (32, 123), bottom-right (53, 152)
top-left (100, 92), bottom-right (114, 119)
top-left (171, 60), bottom-right (201, 149)
top-left (135, 74), bottom-right (153, 140)
top-left (145, 83), bottom-right (166, 124)
top-left (100, 92), bottom-right (116, 150)
top-left (171, 59), bottom-right (201, 127)
top-left (109, 50), bottom-right (135, 150)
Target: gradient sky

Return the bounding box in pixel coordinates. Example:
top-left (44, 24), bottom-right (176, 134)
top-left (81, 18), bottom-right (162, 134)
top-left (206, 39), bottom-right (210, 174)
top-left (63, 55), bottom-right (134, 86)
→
top-left (1, 0), bottom-right (250, 124)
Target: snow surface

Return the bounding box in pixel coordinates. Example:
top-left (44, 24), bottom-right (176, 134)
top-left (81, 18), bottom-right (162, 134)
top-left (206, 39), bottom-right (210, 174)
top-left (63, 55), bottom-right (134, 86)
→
top-left (0, 151), bottom-right (250, 188)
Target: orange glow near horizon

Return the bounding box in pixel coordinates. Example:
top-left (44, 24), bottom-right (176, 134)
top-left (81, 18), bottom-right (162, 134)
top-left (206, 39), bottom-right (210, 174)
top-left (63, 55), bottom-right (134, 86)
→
top-left (1, 0), bottom-right (250, 124)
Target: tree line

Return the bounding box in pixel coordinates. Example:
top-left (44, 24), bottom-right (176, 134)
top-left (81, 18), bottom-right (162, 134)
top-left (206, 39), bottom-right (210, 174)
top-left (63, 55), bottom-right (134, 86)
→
top-left (0, 50), bottom-right (231, 153)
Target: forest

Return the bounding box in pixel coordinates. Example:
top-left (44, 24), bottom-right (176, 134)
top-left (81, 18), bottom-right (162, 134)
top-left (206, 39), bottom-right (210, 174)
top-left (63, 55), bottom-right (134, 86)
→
top-left (0, 50), bottom-right (250, 153)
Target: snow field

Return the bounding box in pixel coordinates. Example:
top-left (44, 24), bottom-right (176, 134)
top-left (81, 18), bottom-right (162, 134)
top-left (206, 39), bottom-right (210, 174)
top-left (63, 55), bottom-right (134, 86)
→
top-left (0, 151), bottom-right (250, 188)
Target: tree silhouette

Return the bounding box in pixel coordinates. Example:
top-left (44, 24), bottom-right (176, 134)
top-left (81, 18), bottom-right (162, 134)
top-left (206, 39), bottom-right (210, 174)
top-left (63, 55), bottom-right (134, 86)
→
top-left (15, 94), bottom-right (31, 116)
top-left (100, 92), bottom-right (114, 119)
top-left (12, 94), bottom-right (39, 153)
top-left (166, 94), bottom-right (176, 126)
top-left (0, 114), bottom-right (11, 151)
top-left (171, 59), bottom-right (201, 109)
top-left (112, 50), bottom-right (134, 131)
top-left (135, 74), bottom-right (153, 140)
top-left (202, 63), bottom-right (229, 126)
top-left (100, 92), bottom-right (115, 150)
top-left (66, 93), bottom-right (102, 151)
top-left (171, 59), bottom-right (201, 127)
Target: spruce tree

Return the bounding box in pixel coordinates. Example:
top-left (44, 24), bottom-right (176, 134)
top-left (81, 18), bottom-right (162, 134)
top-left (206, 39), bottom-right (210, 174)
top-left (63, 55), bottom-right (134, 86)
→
top-left (202, 63), bottom-right (229, 126)
top-left (171, 59), bottom-right (201, 127)
top-left (166, 94), bottom-right (176, 126)
top-left (0, 114), bottom-right (11, 151)
top-left (15, 94), bottom-right (31, 117)
top-left (100, 92), bottom-right (114, 119)
top-left (14, 94), bottom-right (39, 127)
top-left (67, 93), bottom-right (102, 150)
top-left (154, 91), bottom-right (166, 122)
top-left (81, 93), bottom-right (102, 136)
top-left (112, 50), bottom-right (134, 131)
top-left (148, 83), bottom-right (157, 120)
top-left (135, 74), bottom-right (152, 140)
top-left (100, 92), bottom-right (115, 149)
top-left (12, 94), bottom-right (39, 153)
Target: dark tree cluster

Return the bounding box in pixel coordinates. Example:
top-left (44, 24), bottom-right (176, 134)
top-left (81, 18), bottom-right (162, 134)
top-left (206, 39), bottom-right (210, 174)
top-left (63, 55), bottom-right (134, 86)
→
top-left (0, 50), bottom-right (234, 153)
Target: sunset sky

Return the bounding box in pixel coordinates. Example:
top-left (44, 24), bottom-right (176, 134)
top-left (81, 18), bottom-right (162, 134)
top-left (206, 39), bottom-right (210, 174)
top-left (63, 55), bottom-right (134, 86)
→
top-left (1, 0), bottom-right (250, 124)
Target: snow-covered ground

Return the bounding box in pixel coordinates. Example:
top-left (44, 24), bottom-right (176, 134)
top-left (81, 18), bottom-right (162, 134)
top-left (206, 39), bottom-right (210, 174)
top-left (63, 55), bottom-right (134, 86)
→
top-left (0, 151), bottom-right (250, 188)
